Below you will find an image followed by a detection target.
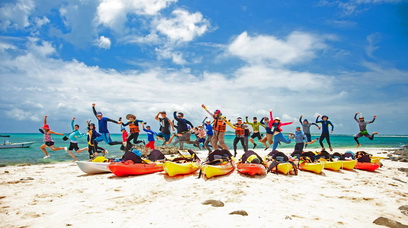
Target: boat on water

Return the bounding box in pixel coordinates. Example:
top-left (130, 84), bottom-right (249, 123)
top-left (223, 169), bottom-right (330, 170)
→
top-left (0, 140), bottom-right (35, 149)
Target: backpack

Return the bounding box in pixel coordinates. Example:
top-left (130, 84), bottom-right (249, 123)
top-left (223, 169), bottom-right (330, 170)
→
top-left (148, 149), bottom-right (165, 162)
top-left (122, 151), bottom-right (143, 163)
top-left (172, 150), bottom-right (200, 163)
top-left (344, 151), bottom-right (355, 160)
top-left (318, 150), bottom-right (332, 161)
top-left (290, 150), bottom-right (302, 160)
top-left (300, 151), bottom-right (316, 163)
top-left (266, 151), bottom-right (298, 175)
top-left (331, 152), bottom-right (344, 160)
top-left (207, 149), bottom-right (233, 165)
top-left (241, 150), bottom-right (263, 164)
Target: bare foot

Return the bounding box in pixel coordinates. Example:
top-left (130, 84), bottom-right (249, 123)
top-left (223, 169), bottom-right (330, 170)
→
top-left (356, 144), bottom-right (361, 148)
top-left (373, 132), bottom-right (378, 135)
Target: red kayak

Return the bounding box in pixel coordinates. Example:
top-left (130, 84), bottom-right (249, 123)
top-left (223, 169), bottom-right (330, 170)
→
top-left (237, 163), bottom-right (266, 176)
top-left (108, 162), bottom-right (164, 177)
top-left (355, 162), bottom-right (380, 172)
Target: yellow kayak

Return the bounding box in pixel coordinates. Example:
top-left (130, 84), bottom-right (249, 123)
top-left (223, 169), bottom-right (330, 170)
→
top-left (370, 156), bottom-right (385, 164)
top-left (341, 160), bottom-right (357, 170)
top-left (163, 161), bottom-right (200, 177)
top-left (320, 160), bottom-right (342, 171)
top-left (201, 162), bottom-right (234, 179)
top-left (299, 162), bottom-right (323, 174)
top-left (277, 163), bottom-right (293, 175)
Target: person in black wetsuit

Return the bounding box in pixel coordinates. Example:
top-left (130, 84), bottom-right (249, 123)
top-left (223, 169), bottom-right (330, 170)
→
top-left (316, 115), bottom-right (334, 151)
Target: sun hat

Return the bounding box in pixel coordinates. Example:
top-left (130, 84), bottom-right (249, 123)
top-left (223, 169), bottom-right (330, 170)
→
top-left (126, 114), bottom-right (136, 120)
top-left (42, 124), bottom-right (50, 130)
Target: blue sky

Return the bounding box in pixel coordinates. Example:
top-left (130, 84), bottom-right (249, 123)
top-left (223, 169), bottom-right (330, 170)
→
top-left (0, 0), bottom-right (407, 134)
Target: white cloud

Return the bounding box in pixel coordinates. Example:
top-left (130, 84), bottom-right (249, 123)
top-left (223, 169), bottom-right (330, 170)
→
top-left (34, 16), bottom-right (50, 28)
top-left (95, 36), bottom-right (111, 49)
top-left (96, 0), bottom-right (177, 32)
top-left (0, 0), bottom-right (35, 30)
top-left (155, 9), bottom-right (210, 43)
top-left (366, 33), bottom-right (381, 58)
top-left (319, 0), bottom-right (404, 15)
top-left (227, 31), bottom-right (328, 66)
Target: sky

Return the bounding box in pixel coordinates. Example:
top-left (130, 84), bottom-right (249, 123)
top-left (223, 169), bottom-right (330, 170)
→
top-left (0, 0), bottom-right (407, 135)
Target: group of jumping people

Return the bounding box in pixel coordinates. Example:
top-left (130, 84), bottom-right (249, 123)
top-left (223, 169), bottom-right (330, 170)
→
top-left (39, 103), bottom-right (378, 161)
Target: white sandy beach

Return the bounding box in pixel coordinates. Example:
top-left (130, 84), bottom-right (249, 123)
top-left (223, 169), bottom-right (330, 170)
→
top-left (1, 148), bottom-right (408, 228)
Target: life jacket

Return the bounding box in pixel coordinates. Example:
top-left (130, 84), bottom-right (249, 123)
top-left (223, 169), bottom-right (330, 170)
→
top-left (235, 124), bottom-right (245, 136)
top-left (331, 152), bottom-right (344, 160)
top-left (213, 118), bottom-right (226, 132)
top-left (266, 151), bottom-right (298, 175)
top-left (241, 150), bottom-right (263, 164)
top-left (172, 150), bottom-right (200, 162)
top-left (128, 121), bottom-right (140, 133)
top-left (344, 151), bottom-right (355, 160)
top-left (300, 151), bottom-right (316, 163)
top-left (356, 151), bottom-right (371, 163)
top-left (207, 149), bottom-right (233, 164)
top-left (318, 150), bottom-right (332, 161)
top-left (148, 149), bottom-right (165, 162)
top-left (290, 151), bottom-right (302, 160)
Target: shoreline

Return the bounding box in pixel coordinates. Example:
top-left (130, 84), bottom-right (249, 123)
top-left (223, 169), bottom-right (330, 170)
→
top-left (1, 148), bottom-right (408, 227)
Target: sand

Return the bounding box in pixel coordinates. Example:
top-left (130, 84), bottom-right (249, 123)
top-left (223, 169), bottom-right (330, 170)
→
top-left (1, 148), bottom-right (408, 228)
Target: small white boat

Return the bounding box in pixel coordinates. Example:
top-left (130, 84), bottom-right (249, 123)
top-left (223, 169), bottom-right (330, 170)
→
top-left (76, 161), bottom-right (111, 174)
top-left (0, 140), bottom-right (35, 149)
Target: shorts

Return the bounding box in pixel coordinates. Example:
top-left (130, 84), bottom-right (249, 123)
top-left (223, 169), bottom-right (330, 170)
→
top-left (95, 133), bottom-right (113, 144)
top-left (68, 142), bottom-right (79, 151)
top-left (146, 141), bottom-right (155, 150)
top-left (45, 141), bottom-right (54, 146)
top-left (250, 132), bottom-right (262, 140)
top-left (157, 133), bottom-right (171, 141)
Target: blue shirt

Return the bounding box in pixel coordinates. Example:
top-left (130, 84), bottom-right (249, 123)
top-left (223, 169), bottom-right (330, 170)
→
top-left (294, 130), bottom-right (307, 143)
top-left (143, 128), bottom-right (156, 141)
top-left (68, 119), bottom-right (85, 142)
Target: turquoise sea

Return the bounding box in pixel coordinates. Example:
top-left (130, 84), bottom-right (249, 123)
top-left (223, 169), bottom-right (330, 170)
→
top-left (0, 133), bottom-right (407, 166)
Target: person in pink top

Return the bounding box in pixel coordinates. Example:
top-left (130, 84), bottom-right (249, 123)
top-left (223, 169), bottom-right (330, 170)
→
top-left (269, 110), bottom-right (294, 151)
top-left (39, 116), bottom-right (67, 159)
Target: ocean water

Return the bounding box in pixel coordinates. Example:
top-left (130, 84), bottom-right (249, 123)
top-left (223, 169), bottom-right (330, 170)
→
top-left (0, 133), bottom-right (407, 165)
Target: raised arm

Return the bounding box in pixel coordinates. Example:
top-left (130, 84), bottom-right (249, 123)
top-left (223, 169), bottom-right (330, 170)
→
top-left (316, 115), bottom-right (320, 123)
top-left (92, 104), bottom-right (98, 117)
top-left (44, 116), bottom-right (47, 125)
top-left (154, 112), bottom-right (161, 121)
top-left (354, 112), bottom-right (359, 122)
top-left (368, 115), bottom-right (376, 124)
top-left (299, 115), bottom-right (303, 124)
top-left (201, 104), bottom-right (215, 118)
top-left (269, 110), bottom-right (273, 128)
top-left (71, 118), bottom-right (75, 131)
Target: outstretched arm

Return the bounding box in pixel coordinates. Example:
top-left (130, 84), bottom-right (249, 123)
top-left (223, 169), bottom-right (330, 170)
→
top-left (154, 112), bottom-right (161, 122)
top-left (369, 115), bottom-right (376, 124)
top-left (280, 121), bottom-right (293, 126)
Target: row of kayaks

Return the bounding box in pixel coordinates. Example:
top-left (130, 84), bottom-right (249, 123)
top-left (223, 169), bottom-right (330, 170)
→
top-left (76, 156), bottom-right (383, 177)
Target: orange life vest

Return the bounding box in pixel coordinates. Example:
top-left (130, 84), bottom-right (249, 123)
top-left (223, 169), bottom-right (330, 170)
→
top-left (129, 121), bottom-right (140, 133)
top-left (235, 124), bottom-right (244, 136)
top-left (213, 118), bottom-right (226, 132)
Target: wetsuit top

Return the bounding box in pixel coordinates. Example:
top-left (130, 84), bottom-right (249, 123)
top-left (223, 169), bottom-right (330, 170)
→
top-left (173, 112), bottom-right (194, 134)
top-left (354, 113), bottom-right (375, 132)
top-left (122, 119), bottom-right (143, 133)
top-left (299, 116), bottom-right (319, 134)
top-left (270, 111), bottom-right (293, 133)
top-left (245, 117), bottom-right (265, 132)
top-left (294, 130), bottom-right (307, 143)
top-left (93, 107), bottom-right (119, 133)
top-left (202, 119), bottom-right (214, 136)
top-left (316, 117), bottom-right (334, 133)
top-left (69, 119), bottom-right (85, 143)
top-left (260, 117), bottom-right (272, 134)
top-left (159, 117), bottom-right (171, 135)
top-left (143, 128), bottom-right (156, 142)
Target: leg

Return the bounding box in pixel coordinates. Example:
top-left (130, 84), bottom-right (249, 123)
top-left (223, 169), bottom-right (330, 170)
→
top-left (239, 137), bottom-right (247, 152)
top-left (233, 137), bottom-right (239, 156)
top-left (272, 135), bottom-right (281, 151)
top-left (40, 144), bottom-right (49, 157)
top-left (211, 131), bottom-right (220, 150)
top-left (204, 135), bottom-right (212, 152)
top-left (218, 131), bottom-right (228, 150)
top-left (50, 145), bottom-right (65, 151)
top-left (319, 134), bottom-right (326, 149)
top-left (326, 134), bottom-right (332, 151)
top-left (249, 135), bottom-right (256, 149)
